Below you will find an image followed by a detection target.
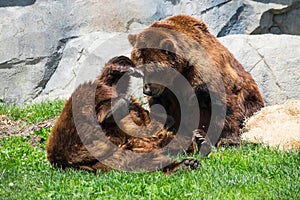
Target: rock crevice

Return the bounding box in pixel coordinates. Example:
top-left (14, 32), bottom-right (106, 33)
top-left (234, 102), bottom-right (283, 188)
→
top-left (217, 4), bottom-right (245, 37)
top-left (0, 57), bottom-right (46, 69)
top-left (252, 1), bottom-right (300, 35)
top-left (0, 0), bottom-right (36, 7)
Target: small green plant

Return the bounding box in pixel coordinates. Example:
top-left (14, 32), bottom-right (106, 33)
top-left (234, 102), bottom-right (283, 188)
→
top-left (34, 127), bottom-right (52, 149)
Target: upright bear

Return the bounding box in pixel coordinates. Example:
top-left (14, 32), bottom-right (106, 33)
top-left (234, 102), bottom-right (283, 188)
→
top-left (46, 56), bottom-right (199, 173)
top-left (128, 14), bottom-right (265, 146)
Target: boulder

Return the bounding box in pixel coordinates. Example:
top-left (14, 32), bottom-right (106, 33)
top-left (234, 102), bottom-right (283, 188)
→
top-left (0, 0), bottom-right (299, 104)
top-left (164, 0), bottom-right (300, 36)
top-left (252, 1), bottom-right (300, 35)
top-left (219, 34), bottom-right (300, 105)
top-left (34, 32), bottom-right (133, 102)
top-left (165, 0), bottom-right (287, 36)
top-left (0, 0), bottom-right (165, 104)
top-left (36, 33), bottom-right (300, 106)
top-left (241, 99), bottom-right (300, 152)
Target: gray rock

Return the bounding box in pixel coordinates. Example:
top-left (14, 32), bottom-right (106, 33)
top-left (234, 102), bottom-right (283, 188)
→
top-left (163, 0), bottom-right (299, 36)
top-left (0, 0), bottom-right (299, 104)
top-left (219, 34), bottom-right (300, 105)
top-left (0, 0), bottom-right (35, 7)
top-left (0, 1), bottom-right (70, 104)
top-left (192, 0), bottom-right (286, 36)
top-left (252, 1), bottom-right (300, 35)
top-left (0, 0), bottom-right (166, 104)
top-left (34, 32), bottom-right (135, 103)
top-left (37, 33), bottom-right (300, 106)
top-left (249, 0), bottom-right (299, 6)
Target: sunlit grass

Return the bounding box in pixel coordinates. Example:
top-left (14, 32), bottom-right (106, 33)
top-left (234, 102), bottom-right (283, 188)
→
top-left (0, 100), bottom-right (65, 123)
top-left (0, 101), bottom-right (299, 199)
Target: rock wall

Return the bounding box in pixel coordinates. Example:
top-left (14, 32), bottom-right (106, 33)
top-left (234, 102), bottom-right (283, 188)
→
top-left (219, 34), bottom-right (300, 105)
top-left (0, 0), bottom-right (299, 104)
top-left (252, 1), bottom-right (300, 35)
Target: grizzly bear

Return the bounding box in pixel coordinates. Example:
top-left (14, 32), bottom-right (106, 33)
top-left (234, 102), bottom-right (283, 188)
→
top-left (128, 14), bottom-right (265, 147)
top-left (46, 56), bottom-right (199, 173)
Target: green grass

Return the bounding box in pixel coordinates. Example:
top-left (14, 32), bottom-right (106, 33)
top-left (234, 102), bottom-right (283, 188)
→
top-left (0, 101), bottom-right (299, 199)
top-left (0, 100), bottom-right (65, 123)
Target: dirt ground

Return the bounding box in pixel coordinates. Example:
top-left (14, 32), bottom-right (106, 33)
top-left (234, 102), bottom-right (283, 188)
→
top-left (0, 115), bottom-right (56, 147)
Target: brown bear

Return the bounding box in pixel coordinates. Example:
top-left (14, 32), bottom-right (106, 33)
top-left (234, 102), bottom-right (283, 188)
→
top-left (46, 56), bottom-right (199, 173)
top-left (128, 14), bottom-right (265, 147)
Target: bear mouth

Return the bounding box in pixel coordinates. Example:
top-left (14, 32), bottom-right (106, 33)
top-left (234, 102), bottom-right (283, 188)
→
top-left (143, 84), bottom-right (165, 97)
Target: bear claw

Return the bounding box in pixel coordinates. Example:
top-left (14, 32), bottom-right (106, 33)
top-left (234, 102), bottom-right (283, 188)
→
top-left (193, 129), bottom-right (212, 157)
top-left (181, 158), bottom-right (199, 170)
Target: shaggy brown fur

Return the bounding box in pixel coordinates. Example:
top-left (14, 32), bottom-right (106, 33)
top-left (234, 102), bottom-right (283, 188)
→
top-left (46, 56), bottom-right (199, 173)
top-left (128, 14), bottom-right (265, 146)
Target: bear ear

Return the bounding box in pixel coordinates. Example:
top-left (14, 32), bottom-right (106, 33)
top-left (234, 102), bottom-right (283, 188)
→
top-left (128, 34), bottom-right (137, 46)
top-left (161, 39), bottom-right (176, 53)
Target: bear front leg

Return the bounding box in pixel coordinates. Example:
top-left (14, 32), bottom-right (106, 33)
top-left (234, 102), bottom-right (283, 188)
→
top-left (162, 158), bottom-right (200, 175)
top-left (102, 96), bottom-right (131, 124)
top-left (188, 129), bottom-right (212, 157)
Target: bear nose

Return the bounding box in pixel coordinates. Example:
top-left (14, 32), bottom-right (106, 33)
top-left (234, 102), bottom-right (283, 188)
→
top-left (143, 84), bottom-right (152, 96)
